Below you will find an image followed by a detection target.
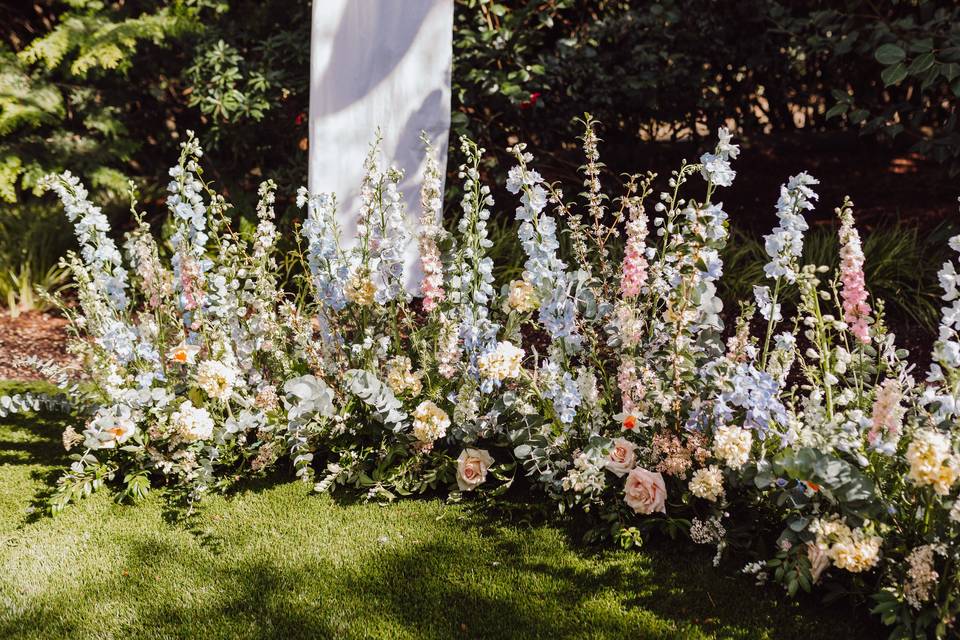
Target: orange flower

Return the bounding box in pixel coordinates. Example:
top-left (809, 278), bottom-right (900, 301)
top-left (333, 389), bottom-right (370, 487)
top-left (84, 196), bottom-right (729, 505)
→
top-left (167, 342), bottom-right (200, 365)
top-left (623, 415), bottom-right (637, 430)
top-left (804, 480), bottom-right (821, 492)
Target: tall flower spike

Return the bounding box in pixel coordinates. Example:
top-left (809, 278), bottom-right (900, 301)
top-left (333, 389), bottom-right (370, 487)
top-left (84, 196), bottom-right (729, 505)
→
top-left (620, 188), bottom-right (650, 298)
top-left (417, 134), bottom-right (447, 312)
top-left (763, 172), bottom-right (819, 283)
top-left (837, 198), bottom-right (871, 344)
top-left (299, 187), bottom-right (349, 316)
top-left (449, 136), bottom-right (499, 368)
top-left (700, 127), bottom-right (739, 189)
top-left (40, 171), bottom-right (129, 314)
top-left (167, 131), bottom-right (211, 320)
top-left (507, 143), bottom-right (580, 347)
top-left (353, 134), bottom-right (411, 306)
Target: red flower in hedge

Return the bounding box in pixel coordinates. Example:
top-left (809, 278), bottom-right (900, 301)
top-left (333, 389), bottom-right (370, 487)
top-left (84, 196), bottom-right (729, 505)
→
top-left (520, 92), bottom-right (542, 110)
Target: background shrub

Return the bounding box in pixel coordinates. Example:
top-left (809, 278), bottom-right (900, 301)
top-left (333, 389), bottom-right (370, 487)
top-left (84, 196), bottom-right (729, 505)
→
top-left (1, 0), bottom-right (958, 324)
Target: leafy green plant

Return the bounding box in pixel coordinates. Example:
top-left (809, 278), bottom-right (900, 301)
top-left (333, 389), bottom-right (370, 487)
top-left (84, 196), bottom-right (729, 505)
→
top-left (798, 1), bottom-right (960, 174)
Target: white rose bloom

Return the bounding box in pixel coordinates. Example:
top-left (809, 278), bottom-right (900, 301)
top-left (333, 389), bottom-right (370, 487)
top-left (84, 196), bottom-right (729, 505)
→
top-left (171, 400), bottom-right (215, 441)
top-left (196, 360), bottom-right (239, 401)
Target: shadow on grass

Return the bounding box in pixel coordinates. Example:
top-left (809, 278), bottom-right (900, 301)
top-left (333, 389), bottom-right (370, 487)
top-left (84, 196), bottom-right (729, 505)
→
top-left (0, 406), bottom-right (882, 639)
top-left (0, 409), bottom-right (73, 523)
top-left (0, 527), bottom-right (883, 640)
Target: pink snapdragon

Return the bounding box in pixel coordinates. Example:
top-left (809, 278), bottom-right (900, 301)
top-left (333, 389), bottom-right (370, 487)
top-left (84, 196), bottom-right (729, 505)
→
top-left (419, 241), bottom-right (445, 312)
top-left (617, 357), bottom-right (645, 418)
top-left (620, 206), bottom-right (649, 298)
top-left (418, 139), bottom-right (446, 312)
top-left (179, 253), bottom-right (205, 313)
top-left (838, 200), bottom-right (871, 343)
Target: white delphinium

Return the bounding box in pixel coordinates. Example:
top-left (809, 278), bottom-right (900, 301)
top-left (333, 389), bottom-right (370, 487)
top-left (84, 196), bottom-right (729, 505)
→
top-left (166, 132), bottom-right (212, 317)
top-left (507, 143), bottom-right (580, 348)
top-left (763, 173), bottom-right (819, 284)
top-left (753, 285), bottom-right (782, 322)
top-left (353, 136), bottom-right (410, 306)
top-left (40, 171), bottom-right (129, 312)
top-left (926, 229), bottom-right (960, 422)
top-left (41, 172), bottom-right (137, 363)
top-left (448, 137), bottom-right (499, 365)
top-left (699, 127), bottom-right (738, 188)
top-left (299, 188), bottom-right (349, 315)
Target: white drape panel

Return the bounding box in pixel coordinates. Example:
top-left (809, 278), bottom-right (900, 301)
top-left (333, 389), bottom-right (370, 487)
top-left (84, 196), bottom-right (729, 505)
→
top-left (309, 0), bottom-right (453, 294)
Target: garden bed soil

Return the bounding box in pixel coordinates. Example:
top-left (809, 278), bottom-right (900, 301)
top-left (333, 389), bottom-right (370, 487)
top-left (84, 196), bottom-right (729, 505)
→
top-left (0, 310), bottom-right (79, 380)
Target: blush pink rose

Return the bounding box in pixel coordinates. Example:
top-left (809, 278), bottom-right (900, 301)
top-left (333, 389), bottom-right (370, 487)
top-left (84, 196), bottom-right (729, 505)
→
top-left (456, 448), bottom-right (494, 491)
top-left (623, 467), bottom-right (667, 515)
top-left (606, 438), bottom-right (638, 477)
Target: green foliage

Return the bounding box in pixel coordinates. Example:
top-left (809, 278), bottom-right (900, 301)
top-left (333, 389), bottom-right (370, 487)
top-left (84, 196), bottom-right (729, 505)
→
top-left (0, 1), bottom-right (204, 205)
top-left (0, 202), bottom-right (74, 315)
top-left (796, 1), bottom-right (960, 174)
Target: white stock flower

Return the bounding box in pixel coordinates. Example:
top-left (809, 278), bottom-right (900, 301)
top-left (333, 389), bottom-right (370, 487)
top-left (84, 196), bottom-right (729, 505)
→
top-left (477, 341), bottom-right (524, 383)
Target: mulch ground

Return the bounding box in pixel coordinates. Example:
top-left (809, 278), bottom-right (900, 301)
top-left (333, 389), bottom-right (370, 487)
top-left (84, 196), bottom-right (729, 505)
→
top-left (0, 310), bottom-right (79, 380)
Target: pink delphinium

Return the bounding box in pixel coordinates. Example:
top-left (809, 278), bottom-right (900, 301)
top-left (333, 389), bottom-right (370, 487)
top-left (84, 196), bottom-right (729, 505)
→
top-left (620, 204), bottom-right (649, 298)
top-left (837, 199), bottom-right (871, 343)
top-left (418, 137), bottom-right (446, 312)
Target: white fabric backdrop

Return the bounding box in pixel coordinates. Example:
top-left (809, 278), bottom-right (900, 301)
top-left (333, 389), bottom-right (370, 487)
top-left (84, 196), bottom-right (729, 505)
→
top-left (309, 0), bottom-right (453, 294)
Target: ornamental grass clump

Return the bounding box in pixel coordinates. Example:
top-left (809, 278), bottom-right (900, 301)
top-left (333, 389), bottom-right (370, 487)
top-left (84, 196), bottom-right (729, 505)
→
top-left (5, 123), bottom-right (960, 639)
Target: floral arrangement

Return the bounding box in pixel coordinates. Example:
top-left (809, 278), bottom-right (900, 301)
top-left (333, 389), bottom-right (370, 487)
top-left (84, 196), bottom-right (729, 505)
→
top-left (6, 122), bottom-right (960, 639)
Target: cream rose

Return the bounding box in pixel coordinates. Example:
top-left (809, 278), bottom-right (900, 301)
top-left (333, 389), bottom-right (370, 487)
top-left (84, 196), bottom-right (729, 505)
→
top-left (605, 438), bottom-right (638, 477)
top-left (623, 467), bottom-right (667, 515)
top-left (457, 448), bottom-right (494, 491)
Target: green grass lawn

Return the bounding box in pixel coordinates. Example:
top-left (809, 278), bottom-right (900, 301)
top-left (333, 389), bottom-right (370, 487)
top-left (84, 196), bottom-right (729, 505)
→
top-left (0, 383), bottom-right (881, 640)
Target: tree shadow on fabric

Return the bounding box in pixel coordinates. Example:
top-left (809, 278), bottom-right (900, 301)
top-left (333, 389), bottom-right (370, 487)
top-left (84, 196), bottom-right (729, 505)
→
top-left (312, 1), bottom-right (435, 117)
